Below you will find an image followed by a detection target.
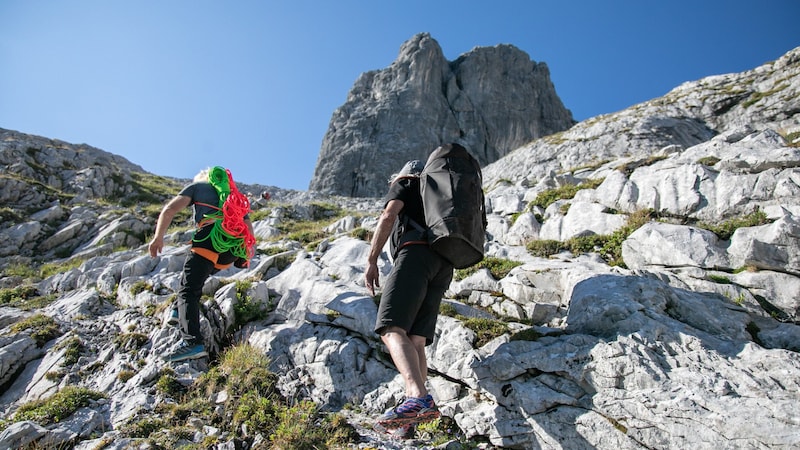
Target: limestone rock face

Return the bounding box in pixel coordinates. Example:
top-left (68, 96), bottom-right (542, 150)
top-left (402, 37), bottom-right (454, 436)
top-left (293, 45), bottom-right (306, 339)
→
top-left (2, 44), bottom-right (800, 450)
top-left (482, 46), bottom-right (800, 192)
top-left (309, 33), bottom-right (575, 197)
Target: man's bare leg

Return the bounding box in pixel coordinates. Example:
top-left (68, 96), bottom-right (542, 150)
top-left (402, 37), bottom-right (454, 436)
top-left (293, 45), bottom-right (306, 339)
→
top-left (381, 326), bottom-right (427, 398)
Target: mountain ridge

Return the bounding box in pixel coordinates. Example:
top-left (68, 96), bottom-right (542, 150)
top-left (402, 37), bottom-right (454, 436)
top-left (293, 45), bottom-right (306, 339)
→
top-left (0, 44), bottom-right (799, 449)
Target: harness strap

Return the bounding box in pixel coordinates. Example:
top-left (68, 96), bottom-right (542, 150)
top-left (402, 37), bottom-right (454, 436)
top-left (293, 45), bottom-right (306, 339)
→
top-left (399, 240), bottom-right (428, 250)
top-left (191, 247), bottom-right (233, 270)
top-left (194, 201), bottom-right (220, 211)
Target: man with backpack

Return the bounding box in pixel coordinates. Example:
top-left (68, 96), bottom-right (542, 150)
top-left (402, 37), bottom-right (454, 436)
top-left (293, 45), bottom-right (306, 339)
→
top-left (364, 142), bottom-right (486, 434)
top-left (149, 166), bottom-right (255, 362)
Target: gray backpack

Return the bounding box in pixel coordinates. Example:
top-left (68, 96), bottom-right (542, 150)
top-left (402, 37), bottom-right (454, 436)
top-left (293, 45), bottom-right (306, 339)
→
top-left (416, 143), bottom-right (486, 269)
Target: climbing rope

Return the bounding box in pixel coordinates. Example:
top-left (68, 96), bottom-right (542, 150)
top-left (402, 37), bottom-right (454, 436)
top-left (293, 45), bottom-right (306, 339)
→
top-left (193, 166), bottom-right (256, 262)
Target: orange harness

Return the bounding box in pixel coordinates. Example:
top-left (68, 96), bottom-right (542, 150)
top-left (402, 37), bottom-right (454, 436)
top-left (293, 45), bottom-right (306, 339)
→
top-left (190, 247), bottom-right (233, 270)
top-left (191, 201), bottom-right (238, 269)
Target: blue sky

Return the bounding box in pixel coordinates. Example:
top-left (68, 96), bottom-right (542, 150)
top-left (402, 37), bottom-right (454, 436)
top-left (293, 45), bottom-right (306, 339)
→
top-left (1, 1), bottom-right (798, 191)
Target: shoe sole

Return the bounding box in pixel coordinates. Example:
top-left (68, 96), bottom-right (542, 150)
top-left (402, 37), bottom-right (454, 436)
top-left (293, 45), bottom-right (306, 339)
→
top-left (166, 310), bottom-right (179, 326)
top-left (390, 423), bottom-right (416, 439)
top-left (376, 409), bottom-right (440, 428)
top-left (374, 422), bottom-right (417, 439)
top-left (165, 350), bottom-right (208, 363)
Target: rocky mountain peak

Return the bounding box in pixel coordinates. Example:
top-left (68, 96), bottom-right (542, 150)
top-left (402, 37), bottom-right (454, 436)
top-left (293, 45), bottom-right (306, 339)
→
top-left (308, 32), bottom-right (575, 197)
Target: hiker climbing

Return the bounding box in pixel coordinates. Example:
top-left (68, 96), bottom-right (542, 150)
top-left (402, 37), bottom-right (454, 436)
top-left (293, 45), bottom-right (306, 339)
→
top-left (364, 143), bottom-right (486, 438)
top-left (148, 166), bottom-right (255, 362)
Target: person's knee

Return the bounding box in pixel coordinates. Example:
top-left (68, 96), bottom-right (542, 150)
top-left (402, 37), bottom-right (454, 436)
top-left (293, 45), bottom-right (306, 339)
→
top-left (409, 334), bottom-right (426, 350)
top-left (380, 326), bottom-right (405, 335)
top-left (379, 326), bottom-right (406, 343)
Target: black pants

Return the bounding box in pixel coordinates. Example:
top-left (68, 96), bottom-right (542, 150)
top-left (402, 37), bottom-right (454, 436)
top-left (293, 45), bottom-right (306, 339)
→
top-left (177, 252), bottom-right (216, 345)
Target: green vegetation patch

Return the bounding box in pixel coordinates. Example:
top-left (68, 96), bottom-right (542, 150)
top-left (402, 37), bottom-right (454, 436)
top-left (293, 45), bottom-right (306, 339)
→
top-left (697, 209), bottom-right (770, 241)
top-left (697, 156), bottom-right (721, 166)
top-left (2, 262), bottom-right (39, 279)
top-left (784, 131), bottom-right (800, 148)
top-left (275, 217), bottom-right (330, 244)
top-left (0, 206), bottom-right (25, 225)
top-left (565, 234), bottom-right (609, 255)
top-left (439, 302), bottom-right (458, 318)
top-left (461, 317), bottom-right (509, 347)
top-left (54, 336), bottom-right (84, 366)
top-left (119, 343), bottom-right (360, 448)
top-left (415, 416), bottom-right (483, 447)
top-left (118, 370), bottom-right (135, 383)
top-left (527, 239), bottom-right (564, 258)
top-left (129, 280), bottom-right (152, 295)
top-left (114, 332), bottom-right (149, 351)
top-left (155, 369), bottom-right (187, 398)
top-left (232, 280), bottom-right (270, 330)
top-left (120, 417), bottom-right (173, 439)
top-left (742, 83), bottom-right (789, 108)
top-left (532, 178), bottom-right (604, 209)
top-left (0, 285), bottom-right (42, 308)
top-left (526, 209), bottom-right (654, 267)
top-left (9, 314), bottom-right (62, 347)
top-left (509, 327), bottom-right (543, 342)
top-left (3, 386), bottom-right (105, 427)
top-left (350, 226), bottom-right (371, 241)
top-left (307, 201), bottom-right (344, 220)
top-left (708, 274), bottom-right (733, 284)
top-left (270, 400), bottom-right (360, 449)
top-left (454, 256), bottom-right (523, 281)
top-left (596, 209), bottom-right (654, 266)
top-left (248, 208), bottom-right (272, 221)
top-left (262, 203), bottom-right (370, 249)
top-left (288, 228), bottom-right (328, 245)
top-left (615, 155), bottom-right (668, 176)
top-left (39, 257), bottom-right (87, 279)
top-left (121, 172), bottom-right (184, 207)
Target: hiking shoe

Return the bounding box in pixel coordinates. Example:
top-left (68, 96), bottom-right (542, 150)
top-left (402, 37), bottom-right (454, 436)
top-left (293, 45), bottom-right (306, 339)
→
top-left (163, 341), bottom-right (207, 362)
top-left (166, 308), bottom-right (179, 326)
top-left (376, 395), bottom-right (440, 428)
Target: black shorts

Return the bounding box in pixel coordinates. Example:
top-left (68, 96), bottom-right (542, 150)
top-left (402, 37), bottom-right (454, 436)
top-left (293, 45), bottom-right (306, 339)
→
top-left (374, 244), bottom-right (454, 345)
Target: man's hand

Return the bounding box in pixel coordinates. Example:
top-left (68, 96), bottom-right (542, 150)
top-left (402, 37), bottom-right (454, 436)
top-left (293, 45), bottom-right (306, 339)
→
top-left (365, 261), bottom-right (380, 296)
top-left (148, 236), bottom-right (164, 257)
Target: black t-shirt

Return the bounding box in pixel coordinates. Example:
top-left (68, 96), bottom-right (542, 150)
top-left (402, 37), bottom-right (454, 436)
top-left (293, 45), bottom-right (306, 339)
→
top-left (179, 181), bottom-right (251, 224)
top-left (385, 177), bottom-right (426, 258)
top-left (179, 182), bottom-right (222, 223)
top-left (384, 177), bottom-right (425, 226)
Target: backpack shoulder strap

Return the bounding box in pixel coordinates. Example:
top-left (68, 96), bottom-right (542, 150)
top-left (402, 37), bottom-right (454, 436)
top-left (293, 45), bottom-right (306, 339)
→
top-left (407, 216), bottom-right (426, 233)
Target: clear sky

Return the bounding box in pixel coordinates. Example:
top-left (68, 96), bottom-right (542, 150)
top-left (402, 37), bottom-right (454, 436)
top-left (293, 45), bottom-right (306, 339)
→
top-left (1, 1), bottom-right (798, 191)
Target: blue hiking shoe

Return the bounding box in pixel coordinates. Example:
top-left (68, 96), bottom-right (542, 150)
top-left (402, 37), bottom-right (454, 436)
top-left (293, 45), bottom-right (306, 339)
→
top-left (166, 308), bottom-right (179, 326)
top-left (164, 341), bottom-right (207, 362)
top-left (376, 394), bottom-right (440, 428)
